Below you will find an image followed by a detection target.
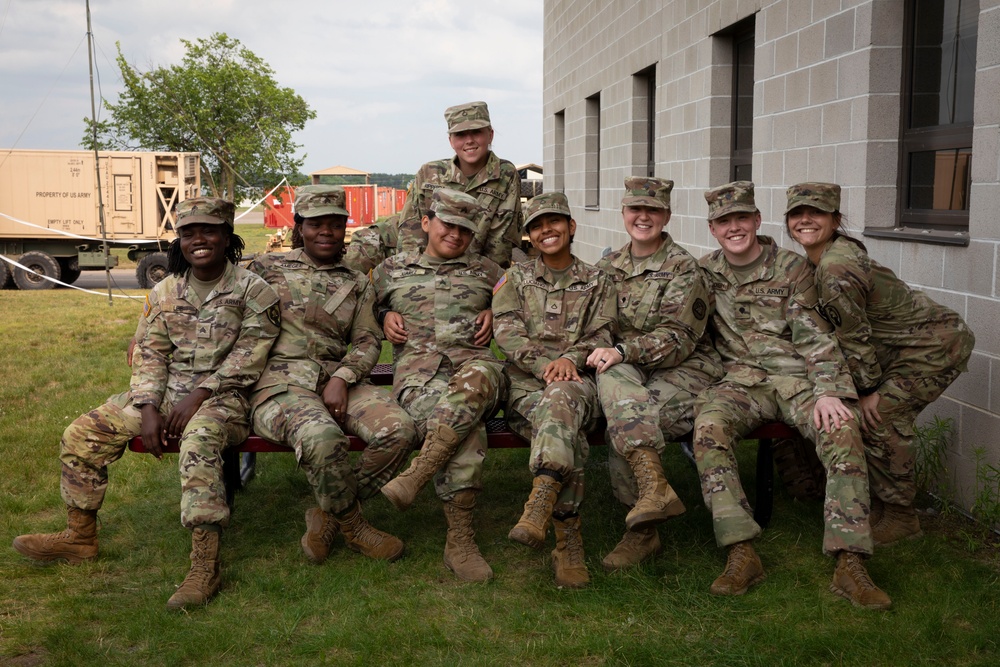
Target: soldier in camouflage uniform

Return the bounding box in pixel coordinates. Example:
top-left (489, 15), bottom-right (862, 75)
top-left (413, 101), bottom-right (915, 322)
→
top-left (13, 198), bottom-right (281, 610)
top-left (397, 101), bottom-right (523, 267)
top-left (249, 186), bottom-right (416, 565)
top-left (371, 188), bottom-right (507, 582)
top-left (342, 214), bottom-right (399, 275)
top-left (785, 182), bottom-right (975, 545)
top-left (586, 177), bottom-right (723, 571)
top-left (493, 192), bottom-right (617, 588)
top-left (695, 181), bottom-right (891, 609)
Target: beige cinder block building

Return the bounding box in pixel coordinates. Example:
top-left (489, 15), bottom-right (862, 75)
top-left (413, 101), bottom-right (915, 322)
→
top-left (543, 0), bottom-right (999, 508)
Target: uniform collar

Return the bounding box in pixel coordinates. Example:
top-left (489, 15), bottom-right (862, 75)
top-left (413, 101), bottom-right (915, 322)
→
top-left (446, 151), bottom-right (501, 189)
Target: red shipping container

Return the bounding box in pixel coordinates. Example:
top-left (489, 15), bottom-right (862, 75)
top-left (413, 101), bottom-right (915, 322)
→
top-left (263, 185), bottom-right (296, 228)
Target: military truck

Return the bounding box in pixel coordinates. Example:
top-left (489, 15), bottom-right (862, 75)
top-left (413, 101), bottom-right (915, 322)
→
top-left (0, 149), bottom-right (201, 289)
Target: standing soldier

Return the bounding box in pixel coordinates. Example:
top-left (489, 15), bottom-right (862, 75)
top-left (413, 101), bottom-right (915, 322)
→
top-left (248, 186), bottom-right (416, 565)
top-left (586, 177), bottom-right (723, 571)
top-left (13, 198), bottom-right (281, 610)
top-left (397, 101), bottom-right (523, 267)
top-left (694, 181), bottom-right (890, 609)
top-left (493, 192), bottom-right (617, 588)
top-left (784, 182), bottom-right (975, 545)
top-left (371, 188), bottom-right (507, 582)
top-left (342, 214), bottom-right (399, 275)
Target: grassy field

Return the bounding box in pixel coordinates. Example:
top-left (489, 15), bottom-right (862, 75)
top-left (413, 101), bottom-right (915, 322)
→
top-left (1, 244), bottom-right (999, 666)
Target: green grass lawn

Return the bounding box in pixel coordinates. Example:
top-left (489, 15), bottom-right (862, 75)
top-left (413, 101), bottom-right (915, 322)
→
top-left (1, 266), bottom-right (999, 666)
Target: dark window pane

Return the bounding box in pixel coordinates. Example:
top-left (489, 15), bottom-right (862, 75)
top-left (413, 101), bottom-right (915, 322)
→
top-left (910, 0), bottom-right (978, 128)
top-left (907, 148), bottom-right (972, 210)
top-left (734, 163), bottom-right (753, 182)
top-left (734, 36), bottom-right (755, 152)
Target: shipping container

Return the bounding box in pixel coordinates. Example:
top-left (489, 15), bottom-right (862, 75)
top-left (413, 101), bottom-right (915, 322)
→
top-left (0, 149), bottom-right (200, 289)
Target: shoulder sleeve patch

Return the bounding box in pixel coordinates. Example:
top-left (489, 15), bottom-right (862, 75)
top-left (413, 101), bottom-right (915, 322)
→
top-left (493, 272), bottom-right (508, 295)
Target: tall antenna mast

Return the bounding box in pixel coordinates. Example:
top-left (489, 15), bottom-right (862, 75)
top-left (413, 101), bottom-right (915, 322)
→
top-left (86, 0), bottom-right (112, 305)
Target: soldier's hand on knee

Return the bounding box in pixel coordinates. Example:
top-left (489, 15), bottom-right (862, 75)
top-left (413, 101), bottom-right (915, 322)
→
top-left (586, 346), bottom-right (622, 374)
top-left (140, 404), bottom-right (167, 460)
top-left (543, 357), bottom-right (581, 384)
top-left (323, 377), bottom-right (349, 421)
top-left (858, 392), bottom-right (882, 433)
top-left (813, 396), bottom-right (856, 434)
top-left (473, 309), bottom-right (493, 347)
top-left (165, 388), bottom-right (211, 438)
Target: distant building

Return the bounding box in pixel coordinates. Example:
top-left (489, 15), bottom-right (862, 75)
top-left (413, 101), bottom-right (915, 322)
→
top-left (543, 0), bottom-right (999, 507)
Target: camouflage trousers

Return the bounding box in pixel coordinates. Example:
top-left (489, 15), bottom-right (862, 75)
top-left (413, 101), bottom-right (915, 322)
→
top-left (598, 362), bottom-right (711, 507)
top-left (693, 381), bottom-right (872, 557)
top-left (507, 377), bottom-right (602, 515)
top-left (865, 370), bottom-right (962, 506)
top-left (60, 389), bottom-right (249, 529)
top-left (398, 359), bottom-right (507, 501)
top-left (252, 383), bottom-right (417, 514)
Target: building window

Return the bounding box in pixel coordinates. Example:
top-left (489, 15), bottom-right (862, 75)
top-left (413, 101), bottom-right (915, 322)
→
top-left (585, 93), bottom-right (601, 208)
top-left (898, 0), bottom-right (977, 232)
top-left (633, 66), bottom-right (656, 177)
top-left (553, 110), bottom-right (565, 193)
top-left (731, 19), bottom-right (755, 181)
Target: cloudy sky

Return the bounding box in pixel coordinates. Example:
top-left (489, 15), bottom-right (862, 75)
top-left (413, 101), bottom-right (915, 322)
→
top-left (0, 0), bottom-right (543, 179)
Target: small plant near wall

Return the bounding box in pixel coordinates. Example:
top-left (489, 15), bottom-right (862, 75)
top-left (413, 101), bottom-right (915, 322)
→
top-left (914, 416), bottom-right (955, 508)
top-left (972, 447), bottom-right (1000, 531)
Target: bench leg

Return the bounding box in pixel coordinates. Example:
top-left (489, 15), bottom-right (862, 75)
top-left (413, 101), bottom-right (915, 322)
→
top-left (754, 439), bottom-right (774, 528)
top-left (222, 448), bottom-right (242, 508)
top-left (240, 452), bottom-right (257, 487)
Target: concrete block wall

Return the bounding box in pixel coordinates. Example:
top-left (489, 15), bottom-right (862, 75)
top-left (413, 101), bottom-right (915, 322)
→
top-left (543, 0), bottom-right (1000, 509)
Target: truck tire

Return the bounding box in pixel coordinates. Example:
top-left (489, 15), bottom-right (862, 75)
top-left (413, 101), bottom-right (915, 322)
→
top-left (136, 252), bottom-right (169, 289)
top-left (13, 251), bottom-right (61, 290)
top-left (0, 257), bottom-right (13, 289)
top-left (57, 257), bottom-right (82, 285)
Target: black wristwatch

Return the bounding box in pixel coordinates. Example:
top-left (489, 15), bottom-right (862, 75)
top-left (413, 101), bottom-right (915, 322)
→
top-left (614, 343), bottom-right (627, 360)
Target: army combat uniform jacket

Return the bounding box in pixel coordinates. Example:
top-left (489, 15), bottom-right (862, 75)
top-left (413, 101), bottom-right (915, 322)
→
top-left (397, 152), bottom-right (523, 267)
top-left (342, 215), bottom-right (399, 275)
top-left (812, 235), bottom-right (974, 394)
top-left (699, 236), bottom-right (855, 408)
top-left (493, 256), bottom-right (617, 394)
top-left (248, 249), bottom-right (381, 406)
top-left (133, 261), bottom-right (281, 409)
top-left (599, 233), bottom-right (721, 375)
top-left (371, 250), bottom-right (504, 401)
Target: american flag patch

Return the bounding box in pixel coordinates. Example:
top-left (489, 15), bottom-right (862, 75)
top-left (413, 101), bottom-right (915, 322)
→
top-left (493, 273), bottom-right (508, 295)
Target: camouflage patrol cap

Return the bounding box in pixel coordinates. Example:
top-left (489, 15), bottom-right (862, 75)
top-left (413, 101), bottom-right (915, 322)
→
top-left (785, 182), bottom-right (841, 214)
top-left (445, 101), bottom-right (491, 133)
top-left (295, 185), bottom-right (349, 218)
top-left (622, 176), bottom-right (674, 210)
top-left (704, 181), bottom-right (758, 221)
top-left (430, 188), bottom-right (480, 233)
top-left (524, 192), bottom-right (572, 231)
top-left (175, 197), bottom-right (235, 229)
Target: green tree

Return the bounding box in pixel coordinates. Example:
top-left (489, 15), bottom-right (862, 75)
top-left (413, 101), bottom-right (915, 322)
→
top-left (83, 32), bottom-right (315, 202)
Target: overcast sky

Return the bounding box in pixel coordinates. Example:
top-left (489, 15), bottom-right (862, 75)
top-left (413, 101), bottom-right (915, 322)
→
top-left (0, 0), bottom-right (543, 179)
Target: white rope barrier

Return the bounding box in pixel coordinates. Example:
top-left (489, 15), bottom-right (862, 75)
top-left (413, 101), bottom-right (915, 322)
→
top-left (0, 252), bottom-right (140, 299)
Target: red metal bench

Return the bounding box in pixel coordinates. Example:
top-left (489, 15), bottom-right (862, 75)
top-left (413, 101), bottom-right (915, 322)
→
top-left (127, 363), bottom-right (796, 528)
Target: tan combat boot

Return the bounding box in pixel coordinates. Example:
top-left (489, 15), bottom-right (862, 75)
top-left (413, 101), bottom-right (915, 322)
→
top-left (625, 447), bottom-right (686, 530)
top-left (335, 502), bottom-right (404, 561)
top-left (12, 506), bottom-right (98, 564)
top-left (301, 507), bottom-right (340, 564)
top-left (551, 514), bottom-right (589, 588)
top-left (601, 527), bottom-right (662, 572)
top-left (381, 425), bottom-right (461, 511)
top-left (442, 490), bottom-right (493, 582)
top-left (166, 526), bottom-right (222, 610)
top-left (830, 551), bottom-right (892, 610)
top-left (710, 540), bottom-right (765, 595)
top-left (508, 473), bottom-right (562, 549)
top-left (872, 503), bottom-right (922, 546)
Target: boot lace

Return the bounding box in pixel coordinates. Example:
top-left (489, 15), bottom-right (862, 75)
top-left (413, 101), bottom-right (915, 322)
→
top-left (841, 553), bottom-right (877, 590)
